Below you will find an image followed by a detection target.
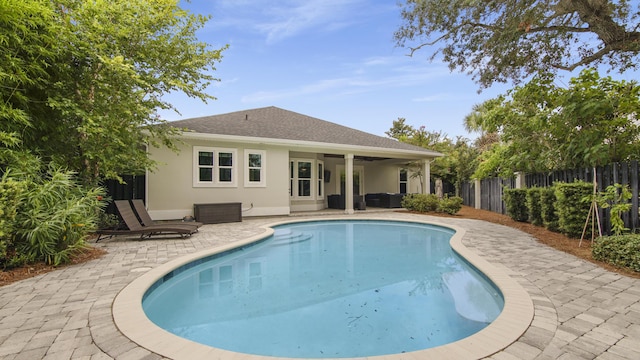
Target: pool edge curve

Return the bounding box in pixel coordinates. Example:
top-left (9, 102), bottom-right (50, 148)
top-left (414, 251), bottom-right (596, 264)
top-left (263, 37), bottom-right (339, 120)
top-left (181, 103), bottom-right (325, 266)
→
top-left (112, 216), bottom-right (534, 360)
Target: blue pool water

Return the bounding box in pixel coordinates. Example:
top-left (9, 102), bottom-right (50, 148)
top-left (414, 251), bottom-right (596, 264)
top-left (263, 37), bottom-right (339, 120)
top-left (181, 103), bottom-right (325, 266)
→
top-left (142, 220), bottom-right (504, 358)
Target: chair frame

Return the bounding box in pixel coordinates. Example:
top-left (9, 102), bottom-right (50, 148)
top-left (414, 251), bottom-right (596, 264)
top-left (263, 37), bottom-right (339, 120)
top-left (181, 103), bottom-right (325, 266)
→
top-left (96, 200), bottom-right (198, 241)
top-left (130, 199), bottom-right (203, 228)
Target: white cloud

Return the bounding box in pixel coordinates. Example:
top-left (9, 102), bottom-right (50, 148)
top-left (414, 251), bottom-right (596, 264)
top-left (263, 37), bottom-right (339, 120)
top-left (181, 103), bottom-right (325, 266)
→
top-left (240, 63), bottom-right (450, 103)
top-left (210, 0), bottom-right (368, 43)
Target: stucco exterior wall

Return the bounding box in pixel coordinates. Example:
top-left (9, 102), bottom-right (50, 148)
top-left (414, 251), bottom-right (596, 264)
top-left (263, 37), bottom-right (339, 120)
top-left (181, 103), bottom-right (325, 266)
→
top-left (147, 139), bottom-right (290, 220)
top-left (323, 158), bottom-right (421, 195)
top-left (363, 163), bottom-right (401, 194)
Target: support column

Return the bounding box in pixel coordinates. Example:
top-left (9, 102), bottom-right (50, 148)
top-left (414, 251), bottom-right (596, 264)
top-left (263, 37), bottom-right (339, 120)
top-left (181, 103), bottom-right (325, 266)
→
top-left (345, 154), bottom-right (354, 214)
top-left (422, 159), bottom-right (431, 194)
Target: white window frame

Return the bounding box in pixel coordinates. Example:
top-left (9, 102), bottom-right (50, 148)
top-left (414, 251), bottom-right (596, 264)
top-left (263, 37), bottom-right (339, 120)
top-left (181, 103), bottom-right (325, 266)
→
top-left (244, 149), bottom-right (266, 187)
top-left (290, 158), bottom-right (316, 200)
top-left (193, 146), bottom-right (237, 187)
top-left (317, 160), bottom-right (324, 199)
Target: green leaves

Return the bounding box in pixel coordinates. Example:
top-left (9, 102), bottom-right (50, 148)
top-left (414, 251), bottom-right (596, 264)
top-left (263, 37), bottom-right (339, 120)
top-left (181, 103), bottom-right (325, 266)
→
top-left (395, 0), bottom-right (640, 88)
top-left (470, 69), bottom-right (640, 176)
top-left (593, 234), bottom-right (640, 272)
top-left (597, 184), bottom-right (632, 235)
top-left (2, 0), bottom-right (227, 183)
top-left (9, 165), bottom-right (106, 266)
top-left (386, 119), bottom-right (479, 194)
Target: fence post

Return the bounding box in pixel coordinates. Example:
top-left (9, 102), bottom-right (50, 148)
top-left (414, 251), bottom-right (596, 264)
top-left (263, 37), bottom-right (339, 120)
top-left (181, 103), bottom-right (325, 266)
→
top-left (474, 179), bottom-right (481, 209)
top-left (515, 172), bottom-right (526, 189)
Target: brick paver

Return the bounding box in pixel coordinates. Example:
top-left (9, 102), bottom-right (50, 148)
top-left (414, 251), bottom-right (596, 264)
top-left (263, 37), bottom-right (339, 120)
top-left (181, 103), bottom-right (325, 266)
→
top-left (1, 211), bottom-right (639, 359)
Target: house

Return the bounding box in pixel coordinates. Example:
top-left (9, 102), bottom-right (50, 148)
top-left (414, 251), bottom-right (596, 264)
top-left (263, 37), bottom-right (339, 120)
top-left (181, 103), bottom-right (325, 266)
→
top-left (146, 106), bottom-right (442, 220)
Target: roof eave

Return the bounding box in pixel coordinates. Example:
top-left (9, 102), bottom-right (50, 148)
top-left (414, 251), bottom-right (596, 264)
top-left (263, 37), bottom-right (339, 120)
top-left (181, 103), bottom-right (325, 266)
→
top-left (179, 131), bottom-right (443, 159)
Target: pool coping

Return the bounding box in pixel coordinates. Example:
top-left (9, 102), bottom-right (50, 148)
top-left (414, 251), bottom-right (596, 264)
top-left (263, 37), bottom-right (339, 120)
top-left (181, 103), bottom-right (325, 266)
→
top-left (112, 217), bottom-right (534, 360)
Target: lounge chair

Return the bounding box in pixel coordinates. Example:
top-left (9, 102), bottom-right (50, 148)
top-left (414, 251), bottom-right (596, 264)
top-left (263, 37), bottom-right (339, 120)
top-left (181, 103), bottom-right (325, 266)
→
top-left (131, 199), bottom-right (203, 228)
top-left (95, 200), bottom-right (198, 242)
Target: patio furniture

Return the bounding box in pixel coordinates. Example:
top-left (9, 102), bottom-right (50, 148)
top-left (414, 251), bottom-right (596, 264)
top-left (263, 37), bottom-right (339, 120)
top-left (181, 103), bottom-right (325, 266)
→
top-left (131, 199), bottom-right (203, 229)
top-left (365, 193), bottom-right (405, 208)
top-left (193, 202), bottom-right (242, 224)
top-left (96, 200), bottom-right (198, 241)
top-left (327, 194), bottom-right (366, 210)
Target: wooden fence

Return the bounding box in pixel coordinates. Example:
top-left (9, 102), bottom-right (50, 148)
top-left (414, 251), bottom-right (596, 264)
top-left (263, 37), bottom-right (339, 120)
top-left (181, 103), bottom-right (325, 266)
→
top-left (461, 178), bottom-right (516, 215)
top-left (102, 175), bottom-right (146, 215)
top-left (460, 160), bottom-right (640, 235)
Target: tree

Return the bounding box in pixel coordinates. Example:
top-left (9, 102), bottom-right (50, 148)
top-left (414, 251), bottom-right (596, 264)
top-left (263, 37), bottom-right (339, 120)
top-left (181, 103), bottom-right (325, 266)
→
top-left (5, 0), bottom-right (227, 183)
top-left (395, 0), bottom-right (640, 88)
top-left (469, 69), bottom-right (640, 177)
top-left (386, 120), bottom-right (478, 195)
top-left (385, 118), bottom-right (415, 141)
top-left (0, 0), bottom-right (56, 168)
top-left (464, 102), bottom-right (501, 152)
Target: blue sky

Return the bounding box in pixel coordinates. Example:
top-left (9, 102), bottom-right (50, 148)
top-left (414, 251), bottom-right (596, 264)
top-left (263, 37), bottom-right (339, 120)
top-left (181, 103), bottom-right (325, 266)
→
top-left (158, 0), bottom-right (625, 140)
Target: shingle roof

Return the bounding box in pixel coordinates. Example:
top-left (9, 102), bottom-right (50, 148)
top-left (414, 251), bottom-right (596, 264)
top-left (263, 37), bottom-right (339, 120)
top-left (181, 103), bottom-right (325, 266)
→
top-left (170, 106), bottom-right (439, 155)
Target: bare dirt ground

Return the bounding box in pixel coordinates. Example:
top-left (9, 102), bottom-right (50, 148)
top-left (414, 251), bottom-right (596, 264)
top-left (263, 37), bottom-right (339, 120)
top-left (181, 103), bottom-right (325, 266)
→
top-left (1, 206), bottom-right (637, 287)
top-left (0, 245), bottom-right (106, 287)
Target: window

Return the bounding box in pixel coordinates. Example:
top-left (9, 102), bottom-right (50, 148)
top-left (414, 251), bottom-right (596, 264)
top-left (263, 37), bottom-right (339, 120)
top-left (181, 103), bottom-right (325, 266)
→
top-left (290, 161), bottom-right (294, 196)
top-left (298, 161), bottom-right (312, 197)
top-left (198, 151), bottom-right (214, 182)
top-left (193, 146), bottom-right (237, 187)
top-left (290, 159), bottom-right (322, 199)
top-left (218, 152), bottom-right (233, 182)
top-left (317, 161), bottom-right (324, 198)
top-left (399, 168), bottom-right (408, 193)
top-left (245, 150), bottom-right (266, 187)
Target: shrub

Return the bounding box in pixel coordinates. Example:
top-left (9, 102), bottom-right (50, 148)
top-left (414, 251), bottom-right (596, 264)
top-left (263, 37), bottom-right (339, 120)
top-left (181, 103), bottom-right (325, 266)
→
top-left (401, 193), bottom-right (439, 212)
top-left (0, 174), bottom-right (27, 267)
top-left (437, 195), bottom-right (463, 214)
top-left (503, 188), bottom-right (528, 222)
top-left (540, 187), bottom-right (559, 231)
top-left (592, 235), bottom-right (640, 272)
top-left (9, 166), bottom-right (107, 266)
top-left (554, 181), bottom-right (593, 238)
top-left (597, 184), bottom-right (632, 235)
top-left (97, 212), bottom-right (121, 230)
top-left (401, 194), bottom-right (463, 215)
top-left (526, 187), bottom-right (544, 226)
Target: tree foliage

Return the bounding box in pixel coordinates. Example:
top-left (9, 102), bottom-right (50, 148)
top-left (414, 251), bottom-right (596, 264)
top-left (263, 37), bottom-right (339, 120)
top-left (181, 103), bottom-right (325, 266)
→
top-left (386, 118), bottom-right (479, 194)
top-left (0, 0), bottom-right (56, 163)
top-left (395, 0), bottom-right (640, 88)
top-left (470, 69), bottom-right (640, 177)
top-left (1, 0), bottom-right (227, 183)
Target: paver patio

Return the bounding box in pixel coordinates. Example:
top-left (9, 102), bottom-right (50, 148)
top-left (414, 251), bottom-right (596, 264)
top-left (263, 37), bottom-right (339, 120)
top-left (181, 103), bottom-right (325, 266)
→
top-left (1, 211), bottom-right (639, 360)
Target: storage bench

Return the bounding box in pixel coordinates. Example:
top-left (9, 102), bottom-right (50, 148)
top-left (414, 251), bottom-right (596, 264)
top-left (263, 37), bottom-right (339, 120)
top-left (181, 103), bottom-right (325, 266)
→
top-left (193, 202), bottom-right (242, 224)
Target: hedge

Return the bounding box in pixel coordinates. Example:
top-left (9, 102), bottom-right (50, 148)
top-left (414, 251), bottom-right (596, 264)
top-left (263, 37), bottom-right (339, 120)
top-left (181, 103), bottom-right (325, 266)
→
top-left (503, 188), bottom-right (528, 222)
top-left (540, 187), bottom-right (559, 232)
top-left (526, 187), bottom-right (544, 226)
top-left (593, 235), bottom-right (640, 272)
top-left (554, 181), bottom-right (593, 238)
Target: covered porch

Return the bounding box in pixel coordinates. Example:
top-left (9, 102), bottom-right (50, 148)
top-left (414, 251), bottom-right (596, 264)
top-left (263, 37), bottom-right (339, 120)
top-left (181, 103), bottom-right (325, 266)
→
top-left (290, 150), bottom-right (438, 215)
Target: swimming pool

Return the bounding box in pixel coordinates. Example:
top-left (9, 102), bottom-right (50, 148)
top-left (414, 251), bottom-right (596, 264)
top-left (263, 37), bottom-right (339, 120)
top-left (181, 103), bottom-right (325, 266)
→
top-left (112, 216), bottom-right (534, 359)
top-left (142, 220), bottom-right (503, 358)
